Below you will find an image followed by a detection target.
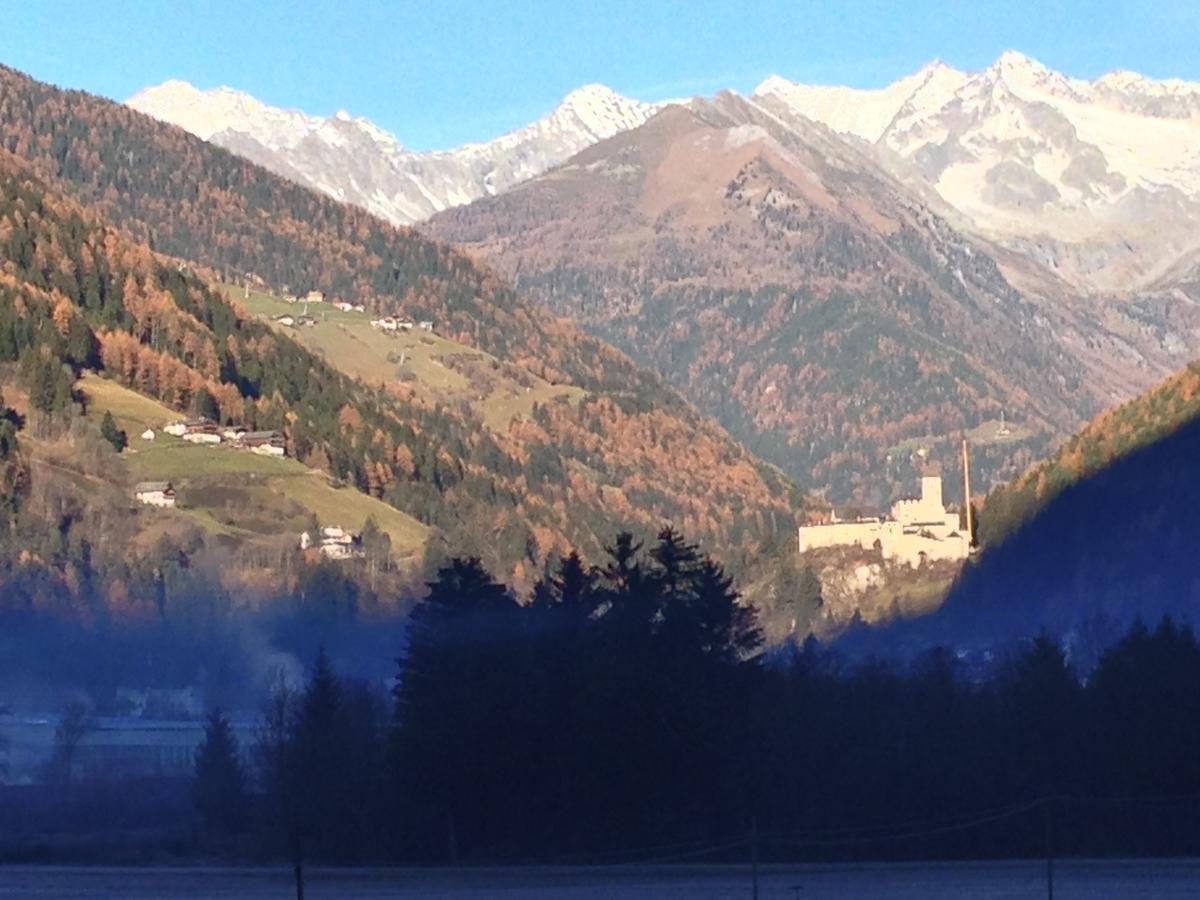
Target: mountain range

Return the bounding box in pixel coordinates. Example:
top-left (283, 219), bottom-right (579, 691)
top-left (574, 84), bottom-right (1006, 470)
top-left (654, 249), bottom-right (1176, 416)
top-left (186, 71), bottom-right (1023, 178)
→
top-left (2, 38), bottom-right (1199, 723)
top-left (756, 51), bottom-right (1200, 292)
top-left (131, 52), bottom-right (1200, 293)
top-left (427, 93), bottom-right (1091, 503)
top-left (127, 80), bottom-right (662, 226)
top-left (124, 53), bottom-right (1200, 507)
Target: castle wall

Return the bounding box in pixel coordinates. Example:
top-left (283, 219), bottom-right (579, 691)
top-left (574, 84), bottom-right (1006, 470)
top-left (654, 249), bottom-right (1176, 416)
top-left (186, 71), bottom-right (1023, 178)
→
top-left (878, 529), bottom-right (970, 567)
top-left (798, 521), bottom-right (882, 553)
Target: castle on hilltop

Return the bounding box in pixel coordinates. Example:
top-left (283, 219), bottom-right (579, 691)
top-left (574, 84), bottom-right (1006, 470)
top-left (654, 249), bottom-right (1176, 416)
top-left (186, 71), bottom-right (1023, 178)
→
top-left (799, 443), bottom-right (976, 568)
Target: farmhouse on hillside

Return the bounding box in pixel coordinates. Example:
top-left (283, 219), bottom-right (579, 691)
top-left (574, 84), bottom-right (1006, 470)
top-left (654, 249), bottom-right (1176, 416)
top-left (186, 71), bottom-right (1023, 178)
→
top-left (164, 418), bottom-right (222, 444)
top-left (299, 525), bottom-right (363, 560)
top-left (134, 481), bottom-right (176, 508)
top-left (181, 424), bottom-right (222, 445)
top-left (371, 316), bottom-right (413, 333)
top-left (237, 430), bottom-right (286, 457)
top-left (164, 418), bottom-right (210, 437)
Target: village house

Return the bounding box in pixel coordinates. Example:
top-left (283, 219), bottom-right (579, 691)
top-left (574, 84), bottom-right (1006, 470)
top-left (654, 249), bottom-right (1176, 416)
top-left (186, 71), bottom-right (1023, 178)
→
top-left (164, 418), bottom-right (221, 443)
top-left (332, 299), bottom-right (354, 312)
top-left (237, 430), bottom-right (286, 457)
top-left (299, 525), bottom-right (363, 560)
top-left (418, 321), bottom-right (434, 332)
top-left (304, 290), bottom-right (325, 304)
top-left (181, 423), bottom-right (222, 445)
top-left (294, 315), bottom-right (317, 327)
top-left (134, 481), bottom-right (176, 508)
top-left (371, 316), bottom-right (398, 332)
top-left (273, 313), bottom-right (296, 327)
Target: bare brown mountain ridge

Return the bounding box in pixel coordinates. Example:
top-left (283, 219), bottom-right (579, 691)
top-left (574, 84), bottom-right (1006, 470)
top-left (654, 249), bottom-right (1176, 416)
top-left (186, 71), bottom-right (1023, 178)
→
top-left (425, 92), bottom-right (1200, 506)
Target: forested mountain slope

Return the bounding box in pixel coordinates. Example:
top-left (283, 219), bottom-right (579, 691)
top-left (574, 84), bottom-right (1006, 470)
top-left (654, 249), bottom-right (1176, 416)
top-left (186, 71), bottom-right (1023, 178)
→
top-left (977, 361), bottom-right (1200, 547)
top-left (0, 72), bottom-right (802, 590)
top-left (427, 94), bottom-right (1113, 505)
top-left (884, 411), bottom-right (1200, 664)
top-left (0, 63), bottom-right (647, 395)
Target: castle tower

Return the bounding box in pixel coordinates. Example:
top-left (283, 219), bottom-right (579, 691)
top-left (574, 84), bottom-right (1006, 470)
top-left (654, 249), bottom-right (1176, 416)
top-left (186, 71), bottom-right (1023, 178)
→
top-left (920, 472), bottom-right (943, 510)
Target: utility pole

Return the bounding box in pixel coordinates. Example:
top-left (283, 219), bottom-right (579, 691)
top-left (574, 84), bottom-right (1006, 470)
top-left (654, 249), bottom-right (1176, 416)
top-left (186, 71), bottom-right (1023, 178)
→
top-left (750, 816), bottom-right (760, 900)
top-left (1044, 797), bottom-right (1055, 900)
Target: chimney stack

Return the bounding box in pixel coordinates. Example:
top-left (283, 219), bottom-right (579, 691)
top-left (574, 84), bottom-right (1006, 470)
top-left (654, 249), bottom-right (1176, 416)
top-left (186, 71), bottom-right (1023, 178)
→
top-left (962, 439), bottom-right (975, 548)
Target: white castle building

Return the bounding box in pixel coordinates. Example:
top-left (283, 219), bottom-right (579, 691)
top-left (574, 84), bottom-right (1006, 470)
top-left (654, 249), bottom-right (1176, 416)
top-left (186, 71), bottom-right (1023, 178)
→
top-left (799, 462), bottom-right (974, 568)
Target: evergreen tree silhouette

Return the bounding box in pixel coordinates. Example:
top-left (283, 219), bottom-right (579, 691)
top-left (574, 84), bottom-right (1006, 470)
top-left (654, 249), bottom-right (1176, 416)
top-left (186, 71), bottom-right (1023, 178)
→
top-left (193, 708), bottom-right (247, 837)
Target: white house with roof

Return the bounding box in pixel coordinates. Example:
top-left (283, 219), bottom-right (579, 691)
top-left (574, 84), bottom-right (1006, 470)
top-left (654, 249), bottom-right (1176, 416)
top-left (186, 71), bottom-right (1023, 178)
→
top-left (134, 481), bottom-right (176, 508)
top-left (238, 430), bottom-right (286, 457)
top-left (299, 525), bottom-right (363, 560)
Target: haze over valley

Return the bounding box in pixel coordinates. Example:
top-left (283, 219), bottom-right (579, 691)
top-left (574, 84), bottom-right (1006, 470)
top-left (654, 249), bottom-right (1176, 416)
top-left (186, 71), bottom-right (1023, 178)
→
top-left (5, 7), bottom-right (1200, 886)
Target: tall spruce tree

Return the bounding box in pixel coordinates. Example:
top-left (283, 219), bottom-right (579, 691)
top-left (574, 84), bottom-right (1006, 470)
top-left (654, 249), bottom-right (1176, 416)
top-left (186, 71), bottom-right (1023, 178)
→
top-left (194, 708), bottom-right (247, 836)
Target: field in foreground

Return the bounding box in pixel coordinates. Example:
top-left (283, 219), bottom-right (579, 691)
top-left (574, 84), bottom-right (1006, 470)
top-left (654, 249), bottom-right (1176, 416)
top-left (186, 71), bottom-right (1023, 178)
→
top-left (0, 860), bottom-right (1195, 899)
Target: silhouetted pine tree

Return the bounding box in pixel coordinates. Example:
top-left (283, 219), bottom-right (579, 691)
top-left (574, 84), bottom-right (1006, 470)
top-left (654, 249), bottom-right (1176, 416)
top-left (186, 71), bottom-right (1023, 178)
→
top-left (193, 708), bottom-right (247, 836)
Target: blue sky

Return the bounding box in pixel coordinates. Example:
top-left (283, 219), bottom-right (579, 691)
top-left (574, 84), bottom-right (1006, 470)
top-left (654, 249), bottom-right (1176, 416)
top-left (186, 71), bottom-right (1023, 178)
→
top-left (1, 0), bottom-right (1196, 151)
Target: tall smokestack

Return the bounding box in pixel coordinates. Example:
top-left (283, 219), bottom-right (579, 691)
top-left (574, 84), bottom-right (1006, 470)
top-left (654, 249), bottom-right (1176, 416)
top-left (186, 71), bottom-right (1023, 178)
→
top-left (962, 438), bottom-right (975, 548)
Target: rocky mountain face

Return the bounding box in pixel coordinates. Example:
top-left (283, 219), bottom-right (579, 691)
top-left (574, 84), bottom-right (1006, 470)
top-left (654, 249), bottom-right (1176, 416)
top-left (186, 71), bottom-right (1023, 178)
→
top-left (756, 51), bottom-right (1200, 291)
top-left (127, 80), bottom-right (662, 225)
top-left (425, 93), bottom-right (1145, 505)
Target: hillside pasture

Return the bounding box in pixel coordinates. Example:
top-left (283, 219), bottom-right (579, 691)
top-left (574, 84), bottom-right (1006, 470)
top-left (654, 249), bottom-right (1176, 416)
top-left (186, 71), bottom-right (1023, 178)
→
top-left (78, 374), bottom-right (429, 557)
top-left (226, 285), bottom-right (584, 432)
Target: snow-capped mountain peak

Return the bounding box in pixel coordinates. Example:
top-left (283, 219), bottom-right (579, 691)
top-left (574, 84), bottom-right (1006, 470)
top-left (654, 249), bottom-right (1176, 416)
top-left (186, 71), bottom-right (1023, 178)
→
top-left (545, 83), bottom-right (659, 140)
top-left (128, 80), bottom-right (271, 140)
top-left (753, 60), bottom-right (968, 143)
top-left (991, 49), bottom-right (1048, 76)
top-left (752, 51), bottom-right (1200, 290)
top-left (127, 80), bottom-right (663, 225)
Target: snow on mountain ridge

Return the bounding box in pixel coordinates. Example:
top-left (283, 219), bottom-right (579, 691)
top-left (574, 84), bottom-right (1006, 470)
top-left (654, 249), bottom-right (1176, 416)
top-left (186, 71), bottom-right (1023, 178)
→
top-left (129, 56), bottom-right (1200, 289)
top-left (128, 79), bottom-right (661, 223)
top-left (754, 53), bottom-right (1200, 289)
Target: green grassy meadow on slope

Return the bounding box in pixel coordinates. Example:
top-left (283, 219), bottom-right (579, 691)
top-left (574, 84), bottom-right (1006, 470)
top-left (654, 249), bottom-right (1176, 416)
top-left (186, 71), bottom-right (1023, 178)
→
top-left (228, 286), bottom-right (585, 432)
top-left (79, 373), bottom-right (430, 556)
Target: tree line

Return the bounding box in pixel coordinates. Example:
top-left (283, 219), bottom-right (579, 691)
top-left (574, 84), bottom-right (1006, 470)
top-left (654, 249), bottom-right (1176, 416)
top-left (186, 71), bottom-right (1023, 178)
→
top-left (192, 529), bottom-right (1200, 864)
